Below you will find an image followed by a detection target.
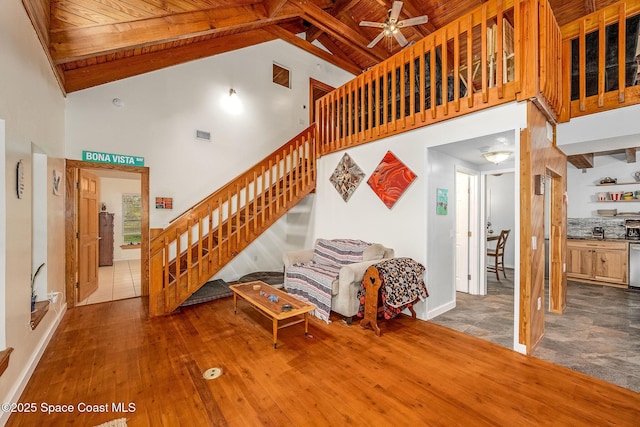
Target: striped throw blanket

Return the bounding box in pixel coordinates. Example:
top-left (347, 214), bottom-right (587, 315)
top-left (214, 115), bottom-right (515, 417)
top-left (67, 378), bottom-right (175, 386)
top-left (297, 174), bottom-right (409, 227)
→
top-left (285, 239), bottom-right (371, 322)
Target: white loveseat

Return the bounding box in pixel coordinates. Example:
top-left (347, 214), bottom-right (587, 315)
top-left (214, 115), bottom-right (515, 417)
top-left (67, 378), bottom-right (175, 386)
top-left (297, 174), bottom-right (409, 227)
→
top-left (283, 239), bottom-right (394, 322)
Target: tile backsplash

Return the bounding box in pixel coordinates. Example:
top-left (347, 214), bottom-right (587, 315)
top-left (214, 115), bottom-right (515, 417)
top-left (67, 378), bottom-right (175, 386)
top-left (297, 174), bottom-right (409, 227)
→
top-left (568, 217), bottom-right (627, 239)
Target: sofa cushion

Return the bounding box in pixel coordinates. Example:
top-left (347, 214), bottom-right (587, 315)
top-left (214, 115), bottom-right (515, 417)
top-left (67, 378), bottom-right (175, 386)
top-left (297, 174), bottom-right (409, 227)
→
top-left (362, 243), bottom-right (386, 261)
top-left (312, 238), bottom-right (371, 266)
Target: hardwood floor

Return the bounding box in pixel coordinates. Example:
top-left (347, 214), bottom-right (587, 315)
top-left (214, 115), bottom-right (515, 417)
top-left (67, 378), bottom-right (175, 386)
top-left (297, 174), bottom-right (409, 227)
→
top-left (8, 296), bottom-right (639, 426)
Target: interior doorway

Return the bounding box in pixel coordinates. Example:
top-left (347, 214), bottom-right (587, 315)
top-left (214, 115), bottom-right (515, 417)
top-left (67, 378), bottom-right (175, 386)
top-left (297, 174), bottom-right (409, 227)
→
top-left (77, 169), bottom-right (143, 306)
top-left (545, 168), bottom-right (566, 314)
top-left (455, 169), bottom-right (479, 294)
top-left (309, 78), bottom-right (335, 124)
top-left (65, 160), bottom-right (149, 309)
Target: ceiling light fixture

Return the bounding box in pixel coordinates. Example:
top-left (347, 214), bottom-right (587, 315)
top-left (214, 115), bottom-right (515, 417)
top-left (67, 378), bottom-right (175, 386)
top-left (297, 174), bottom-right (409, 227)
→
top-left (483, 151), bottom-right (512, 164)
top-left (223, 88), bottom-right (242, 114)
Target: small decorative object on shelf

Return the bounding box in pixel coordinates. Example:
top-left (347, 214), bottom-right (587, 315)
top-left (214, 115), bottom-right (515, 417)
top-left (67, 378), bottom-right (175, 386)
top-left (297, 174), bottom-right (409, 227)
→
top-left (634, 171), bottom-right (640, 182)
top-left (600, 177), bottom-right (617, 184)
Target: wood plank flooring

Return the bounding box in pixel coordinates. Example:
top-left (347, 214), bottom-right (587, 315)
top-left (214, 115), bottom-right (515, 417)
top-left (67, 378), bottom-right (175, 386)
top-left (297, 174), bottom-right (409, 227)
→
top-left (7, 296), bottom-right (640, 426)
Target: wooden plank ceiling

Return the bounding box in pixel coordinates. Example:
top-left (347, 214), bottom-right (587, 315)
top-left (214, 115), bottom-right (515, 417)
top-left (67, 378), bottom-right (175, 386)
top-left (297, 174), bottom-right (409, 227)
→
top-left (22, 0), bottom-right (619, 94)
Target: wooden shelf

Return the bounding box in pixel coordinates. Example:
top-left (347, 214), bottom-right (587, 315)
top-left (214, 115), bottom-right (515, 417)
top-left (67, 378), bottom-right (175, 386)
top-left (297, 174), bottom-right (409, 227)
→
top-left (120, 243), bottom-right (141, 249)
top-left (596, 182), bottom-right (640, 186)
top-left (0, 347), bottom-right (13, 377)
top-left (30, 300), bottom-right (50, 330)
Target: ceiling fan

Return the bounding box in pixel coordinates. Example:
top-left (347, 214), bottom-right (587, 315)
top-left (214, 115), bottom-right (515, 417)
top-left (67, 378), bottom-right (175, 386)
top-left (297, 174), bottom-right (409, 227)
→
top-left (359, 1), bottom-right (428, 48)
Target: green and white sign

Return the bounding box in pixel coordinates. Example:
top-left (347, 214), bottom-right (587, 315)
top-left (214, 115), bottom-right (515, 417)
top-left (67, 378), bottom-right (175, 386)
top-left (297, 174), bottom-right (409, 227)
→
top-left (82, 150), bottom-right (144, 166)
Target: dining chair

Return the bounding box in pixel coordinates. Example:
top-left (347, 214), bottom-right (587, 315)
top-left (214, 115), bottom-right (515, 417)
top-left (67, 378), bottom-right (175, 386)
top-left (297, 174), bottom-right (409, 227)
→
top-left (487, 229), bottom-right (510, 280)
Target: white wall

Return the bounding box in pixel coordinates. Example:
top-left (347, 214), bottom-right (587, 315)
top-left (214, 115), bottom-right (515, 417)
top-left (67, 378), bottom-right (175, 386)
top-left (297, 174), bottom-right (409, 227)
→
top-left (65, 40), bottom-right (353, 229)
top-left (486, 173), bottom-right (516, 268)
top-left (99, 176), bottom-right (142, 261)
top-left (0, 0), bottom-right (66, 418)
top-left (566, 154), bottom-right (640, 218)
top-left (313, 103), bottom-right (527, 320)
top-left (65, 39), bottom-right (353, 281)
top-left (557, 104), bottom-right (640, 155)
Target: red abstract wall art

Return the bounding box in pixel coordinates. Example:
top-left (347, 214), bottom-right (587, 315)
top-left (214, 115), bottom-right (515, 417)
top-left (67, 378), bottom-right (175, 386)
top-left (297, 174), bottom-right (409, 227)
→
top-left (367, 151), bottom-right (417, 209)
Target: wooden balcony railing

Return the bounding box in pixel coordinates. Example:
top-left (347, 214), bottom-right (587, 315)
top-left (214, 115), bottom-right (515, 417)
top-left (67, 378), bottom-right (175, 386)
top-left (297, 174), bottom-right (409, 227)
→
top-left (148, 126), bottom-right (316, 316)
top-left (560, 1), bottom-right (640, 121)
top-left (537, 0), bottom-right (563, 119)
top-left (315, 0), bottom-right (523, 155)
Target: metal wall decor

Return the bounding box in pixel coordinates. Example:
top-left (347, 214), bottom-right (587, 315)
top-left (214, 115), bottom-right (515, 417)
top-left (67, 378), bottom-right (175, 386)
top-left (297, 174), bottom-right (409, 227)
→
top-left (329, 153), bottom-right (365, 202)
top-left (367, 151), bottom-right (416, 209)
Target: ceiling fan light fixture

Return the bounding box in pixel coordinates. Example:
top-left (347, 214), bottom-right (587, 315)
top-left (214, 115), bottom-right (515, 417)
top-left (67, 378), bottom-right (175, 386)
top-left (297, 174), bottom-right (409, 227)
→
top-left (359, 1), bottom-right (427, 49)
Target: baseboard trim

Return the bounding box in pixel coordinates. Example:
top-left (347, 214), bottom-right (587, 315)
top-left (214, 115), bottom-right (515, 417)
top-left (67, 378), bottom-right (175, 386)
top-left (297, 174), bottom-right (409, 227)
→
top-left (0, 303), bottom-right (66, 426)
top-left (427, 300), bottom-right (456, 319)
top-left (513, 342), bottom-right (527, 354)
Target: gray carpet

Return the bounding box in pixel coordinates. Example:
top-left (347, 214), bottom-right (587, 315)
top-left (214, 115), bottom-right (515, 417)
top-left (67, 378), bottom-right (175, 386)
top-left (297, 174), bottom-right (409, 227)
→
top-left (180, 279), bottom-right (232, 307)
top-left (238, 271), bottom-right (284, 289)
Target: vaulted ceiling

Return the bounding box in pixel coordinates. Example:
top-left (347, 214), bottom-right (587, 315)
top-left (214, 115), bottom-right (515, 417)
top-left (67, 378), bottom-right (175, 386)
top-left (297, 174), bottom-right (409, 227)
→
top-left (22, 0), bottom-right (620, 94)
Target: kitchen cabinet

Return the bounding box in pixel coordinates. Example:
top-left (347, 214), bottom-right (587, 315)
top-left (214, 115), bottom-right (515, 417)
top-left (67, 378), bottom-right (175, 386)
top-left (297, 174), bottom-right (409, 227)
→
top-left (99, 212), bottom-right (114, 267)
top-left (567, 240), bottom-right (628, 287)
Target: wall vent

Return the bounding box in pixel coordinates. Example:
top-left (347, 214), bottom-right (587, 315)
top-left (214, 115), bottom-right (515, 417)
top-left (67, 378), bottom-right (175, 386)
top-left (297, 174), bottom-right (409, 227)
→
top-left (195, 130), bottom-right (211, 141)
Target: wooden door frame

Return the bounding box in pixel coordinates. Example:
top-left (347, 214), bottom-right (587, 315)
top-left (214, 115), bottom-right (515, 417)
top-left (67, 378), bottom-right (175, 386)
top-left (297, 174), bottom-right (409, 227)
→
top-left (547, 167), bottom-right (566, 314)
top-left (309, 78), bottom-right (335, 124)
top-left (65, 160), bottom-right (150, 309)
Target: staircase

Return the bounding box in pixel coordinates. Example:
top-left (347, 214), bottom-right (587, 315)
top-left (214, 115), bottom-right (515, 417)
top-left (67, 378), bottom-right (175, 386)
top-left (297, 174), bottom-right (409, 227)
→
top-left (148, 126), bottom-right (316, 316)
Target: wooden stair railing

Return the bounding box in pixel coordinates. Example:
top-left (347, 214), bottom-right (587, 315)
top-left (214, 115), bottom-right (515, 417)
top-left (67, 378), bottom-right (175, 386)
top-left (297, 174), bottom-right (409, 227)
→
top-left (149, 126), bottom-right (316, 316)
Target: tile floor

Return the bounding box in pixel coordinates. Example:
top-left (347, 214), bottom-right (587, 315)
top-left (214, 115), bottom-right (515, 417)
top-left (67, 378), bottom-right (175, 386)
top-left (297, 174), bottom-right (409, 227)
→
top-left (431, 269), bottom-right (640, 393)
top-left (76, 260), bottom-right (141, 306)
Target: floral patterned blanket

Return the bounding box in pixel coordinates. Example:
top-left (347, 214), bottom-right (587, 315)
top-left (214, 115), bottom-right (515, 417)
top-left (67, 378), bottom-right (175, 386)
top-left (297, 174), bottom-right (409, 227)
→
top-left (357, 257), bottom-right (428, 320)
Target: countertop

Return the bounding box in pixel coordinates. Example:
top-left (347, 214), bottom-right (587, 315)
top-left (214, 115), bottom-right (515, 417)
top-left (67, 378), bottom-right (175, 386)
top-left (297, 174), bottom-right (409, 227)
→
top-left (568, 237), bottom-right (632, 242)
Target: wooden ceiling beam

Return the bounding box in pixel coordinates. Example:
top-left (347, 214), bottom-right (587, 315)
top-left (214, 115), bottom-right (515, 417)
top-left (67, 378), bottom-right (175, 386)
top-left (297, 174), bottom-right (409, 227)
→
top-left (317, 33), bottom-right (363, 67)
top-left (266, 26), bottom-right (362, 75)
top-left (567, 153), bottom-right (594, 169)
top-left (50, 4), bottom-right (300, 63)
top-left (625, 148), bottom-right (637, 163)
top-left (263, 0), bottom-right (288, 17)
top-left (305, 25), bottom-right (324, 42)
top-left (304, 0), bottom-right (361, 45)
top-left (295, 0), bottom-right (387, 63)
top-left (62, 29), bottom-right (277, 92)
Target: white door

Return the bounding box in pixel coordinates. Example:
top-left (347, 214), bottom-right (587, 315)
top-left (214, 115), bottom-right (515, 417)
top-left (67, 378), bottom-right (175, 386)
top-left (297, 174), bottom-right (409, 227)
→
top-left (455, 172), bottom-right (470, 293)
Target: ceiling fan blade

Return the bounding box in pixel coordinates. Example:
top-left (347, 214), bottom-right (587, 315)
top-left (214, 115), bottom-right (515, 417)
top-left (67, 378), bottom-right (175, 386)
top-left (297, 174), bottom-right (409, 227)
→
top-left (359, 21), bottom-right (385, 28)
top-left (367, 31), bottom-right (386, 48)
top-left (393, 30), bottom-right (408, 47)
top-left (397, 16), bottom-right (428, 28)
top-left (389, 1), bottom-right (403, 22)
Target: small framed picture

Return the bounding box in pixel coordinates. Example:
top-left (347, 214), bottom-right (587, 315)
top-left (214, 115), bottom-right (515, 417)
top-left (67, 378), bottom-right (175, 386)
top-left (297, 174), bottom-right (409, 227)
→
top-left (436, 188), bottom-right (448, 215)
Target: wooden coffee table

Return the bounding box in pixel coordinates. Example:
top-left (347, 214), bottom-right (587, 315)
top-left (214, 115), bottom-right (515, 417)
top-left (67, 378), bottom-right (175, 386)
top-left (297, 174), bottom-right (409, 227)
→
top-left (229, 281), bottom-right (315, 348)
